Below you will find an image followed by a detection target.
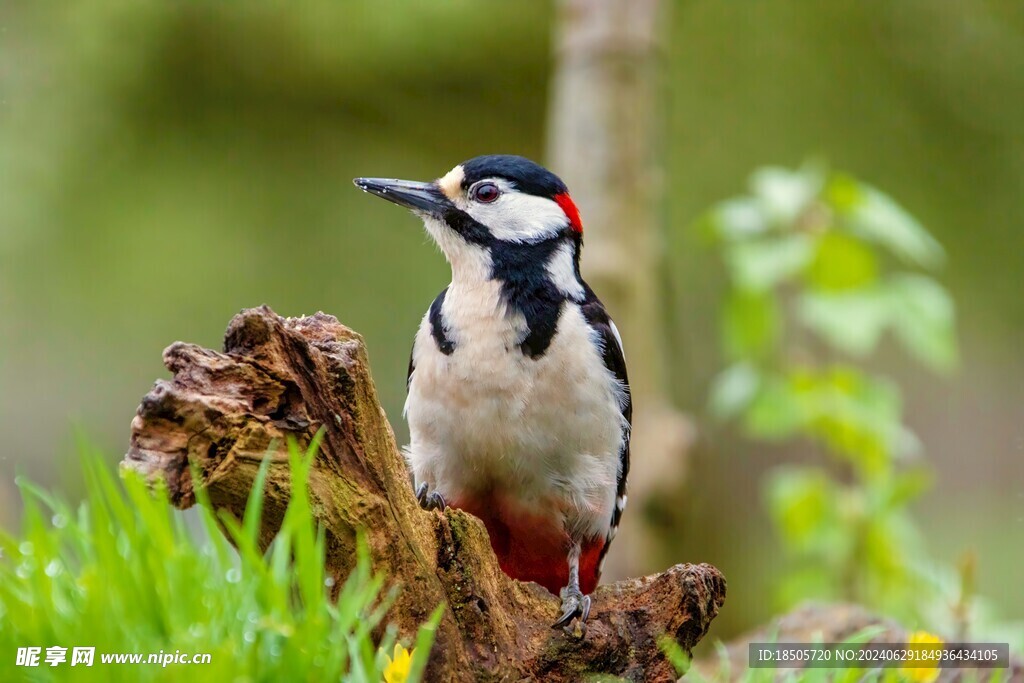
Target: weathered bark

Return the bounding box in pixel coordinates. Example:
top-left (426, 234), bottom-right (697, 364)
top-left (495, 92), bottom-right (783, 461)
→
top-left (546, 0), bottom-right (695, 583)
top-left (124, 306), bottom-right (725, 682)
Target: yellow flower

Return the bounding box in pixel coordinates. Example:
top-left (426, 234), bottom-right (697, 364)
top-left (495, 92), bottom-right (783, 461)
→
top-left (383, 643), bottom-right (414, 683)
top-left (902, 631), bottom-right (943, 683)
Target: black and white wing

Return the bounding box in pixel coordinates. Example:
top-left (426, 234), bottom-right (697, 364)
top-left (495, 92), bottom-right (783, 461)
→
top-left (580, 283), bottom-right (632, 572)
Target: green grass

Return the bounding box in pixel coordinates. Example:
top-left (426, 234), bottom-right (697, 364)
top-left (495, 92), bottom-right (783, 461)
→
top-left (0, 437), bottom-right (441, 682)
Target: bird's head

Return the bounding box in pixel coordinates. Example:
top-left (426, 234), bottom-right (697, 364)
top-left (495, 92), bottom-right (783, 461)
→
top-left (354, 155), bottom-right (583, 277)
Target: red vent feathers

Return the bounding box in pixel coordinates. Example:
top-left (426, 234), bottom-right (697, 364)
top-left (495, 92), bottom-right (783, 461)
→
top-left (554, 193), bottom-right (583, 233)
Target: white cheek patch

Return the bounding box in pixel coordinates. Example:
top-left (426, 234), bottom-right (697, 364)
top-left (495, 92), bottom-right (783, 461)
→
top-left (465, 181), bottom-right (570, 242)
top-left (546, 242), bottom-right (585, 300)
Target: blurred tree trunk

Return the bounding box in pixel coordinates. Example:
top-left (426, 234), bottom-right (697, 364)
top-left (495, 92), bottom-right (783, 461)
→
top-left (547, 0), bottom-right (694, 581)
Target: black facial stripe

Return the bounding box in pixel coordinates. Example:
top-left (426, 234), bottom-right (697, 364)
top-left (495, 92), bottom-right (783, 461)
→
top-left (433, 183), bottom-right (582, 359)
top-left (516, 297), bottom-right (564, 359)
top-left (460, 154), bottom-right (568, 198)
top-left (427, 239), bottom-right (577, 360)
top-left (428, 287), bottom-right (455, 355)
top-left (440, 207), bottom-right (493, 246)
top-left (490, 240), bottom-right (572, 358)
top-left (441, 205), bottom-right (577, 249)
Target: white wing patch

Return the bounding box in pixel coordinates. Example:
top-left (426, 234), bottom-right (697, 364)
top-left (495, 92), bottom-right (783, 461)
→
top-left (608, 319), bottom-right (625, 360)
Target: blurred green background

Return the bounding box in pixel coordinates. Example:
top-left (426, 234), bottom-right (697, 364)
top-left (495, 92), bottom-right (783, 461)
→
top-left (1, 0), bottom-right (1022, 640)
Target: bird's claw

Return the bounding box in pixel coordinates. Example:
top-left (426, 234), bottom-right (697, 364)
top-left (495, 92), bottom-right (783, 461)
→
top-left (415, 482), bottom-right (446, 511)
top-left (552, 586), bottom-right (591, 635)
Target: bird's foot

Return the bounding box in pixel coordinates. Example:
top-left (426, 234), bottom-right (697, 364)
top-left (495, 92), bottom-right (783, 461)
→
top-left (415, 482), bottom-right (446, 512)
top-left (552, 585), bottom-right (591, 636)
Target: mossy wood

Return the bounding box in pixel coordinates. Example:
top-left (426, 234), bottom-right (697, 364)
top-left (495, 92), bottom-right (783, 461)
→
top-left (123, 306), bottom-right (725, 682)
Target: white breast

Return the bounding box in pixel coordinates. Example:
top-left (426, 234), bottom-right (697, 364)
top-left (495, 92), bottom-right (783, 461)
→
top-left (404, 280), bottom-right (626, 541)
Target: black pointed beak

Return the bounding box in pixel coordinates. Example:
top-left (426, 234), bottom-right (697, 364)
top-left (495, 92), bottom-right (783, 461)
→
top-left (353, 177), bottom-right (450, 217)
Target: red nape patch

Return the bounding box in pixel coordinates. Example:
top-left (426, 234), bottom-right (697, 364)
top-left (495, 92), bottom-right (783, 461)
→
top-left (452, 493), bottom-right (605, 595)
top-left (554, 193), bottom-right (583, 233)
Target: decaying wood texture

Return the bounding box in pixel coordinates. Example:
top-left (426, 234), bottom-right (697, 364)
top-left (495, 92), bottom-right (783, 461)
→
top-left (546, 0), bottom-right (695, 583)
top-left (124, 306), bottom-right (725, 682)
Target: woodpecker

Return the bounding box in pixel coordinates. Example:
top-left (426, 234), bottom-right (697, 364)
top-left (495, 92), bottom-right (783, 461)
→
top-left (354, 155), bottom-right (631, 630)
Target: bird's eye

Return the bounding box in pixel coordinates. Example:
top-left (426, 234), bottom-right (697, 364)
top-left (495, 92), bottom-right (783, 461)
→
top-left (471, 182), bottom-right (500, 203)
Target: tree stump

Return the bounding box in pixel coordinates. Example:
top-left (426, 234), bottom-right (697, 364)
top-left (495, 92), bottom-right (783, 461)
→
top-left (123, 306), bottom-right (725, 681)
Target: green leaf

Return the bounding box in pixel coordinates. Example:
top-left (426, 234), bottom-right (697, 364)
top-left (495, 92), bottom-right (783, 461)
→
top-left (708, 362), bottom-right (761, 419)
top-left (802, 368), bottom-right (920, 470)
top-left (744, 367), bottom-right (918, 472)
top-left (406, 604), bottom-right (445, 683)
top-left (750, 165), bottom-right (825, 224)
top-left (887, 275), bottom-right (958, 372)
top-left (710, 197), bottom-right (771, 241)
top-left (806, 231), bottom-right (879, 291)
top-left (658, 634), bottom-right (692, 676)
top-left (828, 175), bottom-right (944, 268)
top-left (798, 275), bottom-right (957, 372)
top-left (767, 467), bottom-right (841, 550)
top-left (242, 444), bottom-right (276, 545)
top-left (775, 566), bottom-right (836, 608)
top-left (797, 289), bottom-right (891, 356)
top-left (884, 469), bottom-right (933, 510)
top-left (743, 374), bottom-right (807, 438)
top-left (722, 289), bottom-right (779, 359)
top-left (726, 234), bottom-right (816, 291)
